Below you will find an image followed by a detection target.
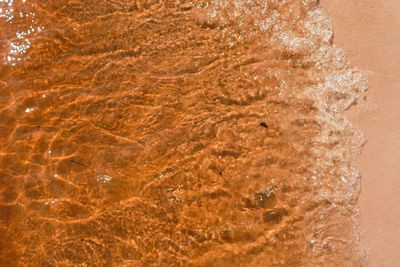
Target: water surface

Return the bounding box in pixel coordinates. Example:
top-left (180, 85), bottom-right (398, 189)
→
top-left (0, 0), bottom-right (367, 266)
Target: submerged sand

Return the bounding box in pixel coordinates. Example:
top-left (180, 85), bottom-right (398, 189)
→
top-left (0, 0), bottom-right (373, 265)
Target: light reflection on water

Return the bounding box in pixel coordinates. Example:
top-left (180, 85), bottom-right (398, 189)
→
top-left (1, 0), bottom-right (44, 65)
top-left (0, 0), bottom-right (367, 266)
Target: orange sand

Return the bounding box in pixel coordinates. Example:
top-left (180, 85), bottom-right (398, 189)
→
top-left (321, 0), bottom-right (400, 265)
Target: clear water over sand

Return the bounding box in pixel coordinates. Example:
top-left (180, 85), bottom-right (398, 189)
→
top-left (0, 0), bottom-right (367, 265)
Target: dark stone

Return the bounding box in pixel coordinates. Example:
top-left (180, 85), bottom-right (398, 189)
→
top-left (263, 208), bottom-right (288, 224)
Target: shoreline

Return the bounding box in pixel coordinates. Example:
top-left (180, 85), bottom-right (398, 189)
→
top-left (320, 0), bottom-right (400, 265)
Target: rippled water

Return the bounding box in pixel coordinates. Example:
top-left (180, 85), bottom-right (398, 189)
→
top-left (0, 0), bottom-right (367, 266)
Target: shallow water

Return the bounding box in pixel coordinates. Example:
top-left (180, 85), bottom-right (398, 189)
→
top-left (0, 0), bottom-right (367, 266)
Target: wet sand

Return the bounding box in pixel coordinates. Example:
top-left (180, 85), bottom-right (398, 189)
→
top-left (321, 0), bottom-right (400, 265)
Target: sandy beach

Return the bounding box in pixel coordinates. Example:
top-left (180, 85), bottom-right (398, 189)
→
top-left (0, 0), bottom-right (395, 265)
top-left (321, 0), bottom-right (400, 265)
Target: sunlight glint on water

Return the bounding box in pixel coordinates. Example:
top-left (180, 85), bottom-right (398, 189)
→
top-left (0, 0), bottom-right (367, 266)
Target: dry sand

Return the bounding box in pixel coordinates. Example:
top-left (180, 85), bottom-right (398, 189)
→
top-left (320, 0), bottom-right (400, 265)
